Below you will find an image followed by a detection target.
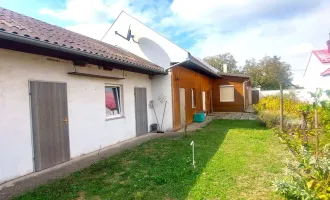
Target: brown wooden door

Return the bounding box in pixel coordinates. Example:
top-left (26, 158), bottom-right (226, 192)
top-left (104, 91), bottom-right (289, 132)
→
top-left (30, 81), bottom-right (70, 171)
top-left (179, 88), bottom-right (186, 128)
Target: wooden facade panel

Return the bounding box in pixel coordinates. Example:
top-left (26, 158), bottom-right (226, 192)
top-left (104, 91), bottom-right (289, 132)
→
top-left (212, 76), bottom-right (249, 112)
top-left (171, 66), bottom-right (213, 130)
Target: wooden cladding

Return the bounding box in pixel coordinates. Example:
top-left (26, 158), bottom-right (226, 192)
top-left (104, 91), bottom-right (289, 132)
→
top-left (212, 76), bottom-right (249, 112)
top-left (171, 66), bottom-right (213, 130)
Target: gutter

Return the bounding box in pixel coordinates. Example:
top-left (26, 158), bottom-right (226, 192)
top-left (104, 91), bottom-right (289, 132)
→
top-left (166, 56), bottom-right (221, 78)
top-left (165, 60), bottom-right (188, 72)
top-left (0, 31), bottom-right (166, 75)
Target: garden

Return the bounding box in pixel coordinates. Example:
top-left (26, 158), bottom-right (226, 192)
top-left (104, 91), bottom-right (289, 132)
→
top-left (15, 120), bottom-right (289, 200)
top-left (255, 89), bottom-right (330, 199)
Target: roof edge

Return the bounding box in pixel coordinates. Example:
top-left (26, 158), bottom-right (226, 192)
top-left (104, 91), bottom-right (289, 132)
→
top-left (0, 31), bottom-right (166, 75)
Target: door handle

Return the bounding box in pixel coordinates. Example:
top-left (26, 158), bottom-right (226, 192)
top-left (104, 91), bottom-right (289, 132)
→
top-left (63, 117), bottom-right (68, 124)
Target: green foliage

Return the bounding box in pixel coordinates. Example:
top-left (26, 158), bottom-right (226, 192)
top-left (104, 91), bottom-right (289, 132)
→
top-left (203, 52), bottom-right (240, 73)
top-left (15, 120), bottom-right (288, 200)
top-left (243, 56), bottom-right (293, 89)
top-left (254, 93), bottom-right (304, 115)
top-left (273, 146), bottom-right (330, 199)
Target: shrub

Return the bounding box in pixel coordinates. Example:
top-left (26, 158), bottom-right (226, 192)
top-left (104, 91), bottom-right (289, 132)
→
top-left (258, 110), bottom-right (300, 129)
top-left (273, 146), bottom-right (330, 199)
top-left (254, 93), bottom-right (306, 115)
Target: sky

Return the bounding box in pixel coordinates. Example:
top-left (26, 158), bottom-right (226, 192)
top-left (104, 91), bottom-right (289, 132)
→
top-left (2, 0), bottom-right (330, 85)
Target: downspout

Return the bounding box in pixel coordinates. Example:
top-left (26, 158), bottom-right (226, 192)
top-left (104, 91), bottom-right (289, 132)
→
top-left (243, 79), bottom-right (250, 112)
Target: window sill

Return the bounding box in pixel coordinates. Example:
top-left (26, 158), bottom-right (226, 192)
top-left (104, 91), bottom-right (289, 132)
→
top-left (105, 116), bottom-right (125, 121)
top-left (192, 106), bottom-right (196, 108)
top-left (220, 101), bottom-right (235, 103)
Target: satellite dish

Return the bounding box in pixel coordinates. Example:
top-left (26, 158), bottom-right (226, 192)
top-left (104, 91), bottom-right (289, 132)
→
top-left (115, 24), bottom-right (139, 44)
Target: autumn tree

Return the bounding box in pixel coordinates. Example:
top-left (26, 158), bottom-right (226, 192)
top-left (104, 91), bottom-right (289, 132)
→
top-left (243, 56), bottom-right (293, 90)
top-left (203, 53), bottom-right (240, 73)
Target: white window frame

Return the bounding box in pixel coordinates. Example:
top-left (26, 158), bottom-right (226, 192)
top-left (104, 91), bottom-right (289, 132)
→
top-left (105, 84), bottom-right (124, 120)
top-left (191, 88), bottom-right (196, 108)
top-left (219, 85), bottom-right (235, 102)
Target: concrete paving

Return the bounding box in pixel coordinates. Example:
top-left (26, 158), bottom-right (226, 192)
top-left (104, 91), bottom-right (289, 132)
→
top-left (211, 112), bottom-right (258, 120)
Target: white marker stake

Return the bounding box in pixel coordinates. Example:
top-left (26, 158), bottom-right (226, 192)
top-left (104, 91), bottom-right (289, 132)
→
top-left (190, 141), bottom-right (195, 168)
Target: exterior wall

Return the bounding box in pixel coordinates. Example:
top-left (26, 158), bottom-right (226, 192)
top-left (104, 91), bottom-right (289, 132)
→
top-left (304, 54), bottom-right (330, 91)
top-left (212, 76), bottom-right (249, 112)
top-left (103, 12), bottom-right (188, 132)
top-left (0, 48), bottom-right (155, 184)
top-left (171, 66), bottom-right (213, 130)
top-left (151, 74), bottom-right (173, 131)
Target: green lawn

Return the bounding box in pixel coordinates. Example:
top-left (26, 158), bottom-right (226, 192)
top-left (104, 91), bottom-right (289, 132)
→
top-left (15, 120), bottom-right (290, 200)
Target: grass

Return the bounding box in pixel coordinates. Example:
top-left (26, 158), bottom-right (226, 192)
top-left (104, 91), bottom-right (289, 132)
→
top-left (15, 120), bottom-right (290, 200)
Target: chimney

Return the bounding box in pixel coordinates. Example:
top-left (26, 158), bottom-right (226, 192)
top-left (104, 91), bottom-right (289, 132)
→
top-left (327, 33), bottom-right (330, 53)
top-left (223, 64), bottom-right (228, 73)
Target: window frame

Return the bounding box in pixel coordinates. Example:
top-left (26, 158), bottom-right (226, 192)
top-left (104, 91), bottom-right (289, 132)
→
top-left (105, 84), bottom-right (124, 120)
top-left (219, 85), bottom-right (235, 102)
top-left (191, 88), bottom-right (196, 108)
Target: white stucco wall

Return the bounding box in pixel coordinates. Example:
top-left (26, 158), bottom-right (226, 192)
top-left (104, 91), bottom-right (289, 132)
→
top-left (0, 48), bottom-right (155, 183)
top-left (150, 74), bottom-right (173, 131)
top-left (304, 54), bottom-right (330, 91)
top-left (101, 12), bottom-right (188, 132)
top-left (260, 89), bottom-right (312, 102)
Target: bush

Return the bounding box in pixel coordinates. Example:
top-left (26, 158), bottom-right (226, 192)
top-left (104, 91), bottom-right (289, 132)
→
top-left (273, 146), bottom-right (330, 199)
top-left (254, 93), bottom-right (306, 115)
top-left (258, 110), bottom-right (300, 129)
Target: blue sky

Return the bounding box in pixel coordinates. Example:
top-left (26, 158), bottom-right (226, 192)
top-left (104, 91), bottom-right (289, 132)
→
top-left (2, 0), bottom-right (330, 85)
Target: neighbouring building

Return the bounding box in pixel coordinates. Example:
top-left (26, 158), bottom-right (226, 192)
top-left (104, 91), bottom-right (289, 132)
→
top-left (0, 8), bottom-right (166, 184)
top-left (304, 37), bottom-right (330, 92)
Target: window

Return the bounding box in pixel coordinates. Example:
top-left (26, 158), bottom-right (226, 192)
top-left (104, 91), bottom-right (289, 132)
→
top-left (220, 85), bottom-right (235, 102)
top-left (191, 89), bottom-right (196, 108)
top-left (105, 85), bottom-right (122, 118)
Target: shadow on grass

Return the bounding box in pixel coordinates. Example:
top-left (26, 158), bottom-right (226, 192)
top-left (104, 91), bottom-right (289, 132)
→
top-left (14, 120), bottom-right (264, 200)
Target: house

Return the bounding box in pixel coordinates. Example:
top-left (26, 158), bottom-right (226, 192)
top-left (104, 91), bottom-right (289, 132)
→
top-left (213, 72), bottom-right (251, 112)
top-left (304, 37), bottom-right (330, 92)
top-left (103, 11), bottom-right (251, 131)
top-left (0, 8), bottom-right (166, 184)
top-left (0, 8), bottom-right (252, 184)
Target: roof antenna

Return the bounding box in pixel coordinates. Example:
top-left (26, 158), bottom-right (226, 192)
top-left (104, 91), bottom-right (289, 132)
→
top-left (115, 24), bottom-right (139, 44)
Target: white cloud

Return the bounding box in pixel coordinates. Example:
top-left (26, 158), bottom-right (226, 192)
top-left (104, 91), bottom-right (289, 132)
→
top-left (40, 0), bottom-right (110, 23)
top-left (66, 23), bottom-right (111, 40)
top-left (286, 43), bottom-right (314, 56)
top-left (40, 0), bottom-right (330, 85)
top-left (186, 1), bottom-right (330, 84)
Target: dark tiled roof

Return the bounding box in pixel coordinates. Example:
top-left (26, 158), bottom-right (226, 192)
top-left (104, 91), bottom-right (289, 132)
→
top-left (0, 7), bottom-right (165, 73)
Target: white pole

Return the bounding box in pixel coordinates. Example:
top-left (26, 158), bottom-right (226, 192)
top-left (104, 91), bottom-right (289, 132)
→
top-left (190, 141), bottom-right (195, 168)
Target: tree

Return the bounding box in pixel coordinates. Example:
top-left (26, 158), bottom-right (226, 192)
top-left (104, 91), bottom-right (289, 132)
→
top-left (243, 56), bottom-right (293, 90)
top-left (203, 53), bottom-right (240, 73)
